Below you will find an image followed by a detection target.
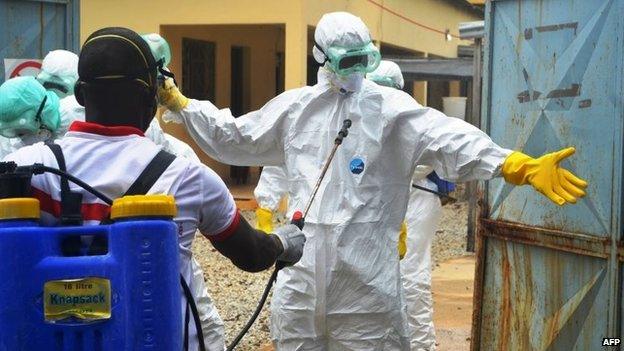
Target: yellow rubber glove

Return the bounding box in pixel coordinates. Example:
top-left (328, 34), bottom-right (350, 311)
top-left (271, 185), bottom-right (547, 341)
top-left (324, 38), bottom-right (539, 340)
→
top-left (502, 147), bottom-right (588, 206)
top-left (157, 78), bottom-right (189, 112)
top-left (398, 221), bottom-right (407, 260)
top-left (255, 207), bottom-right (274, 233)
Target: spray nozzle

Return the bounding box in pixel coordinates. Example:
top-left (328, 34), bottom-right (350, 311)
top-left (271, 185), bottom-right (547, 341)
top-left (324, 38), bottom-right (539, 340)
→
top-left (335, 119), bottom-right (352, 145)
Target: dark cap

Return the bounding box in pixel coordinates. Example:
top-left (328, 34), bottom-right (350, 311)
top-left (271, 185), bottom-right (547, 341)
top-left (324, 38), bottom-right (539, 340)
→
top-left (78, 27), bottom-right (157, 92)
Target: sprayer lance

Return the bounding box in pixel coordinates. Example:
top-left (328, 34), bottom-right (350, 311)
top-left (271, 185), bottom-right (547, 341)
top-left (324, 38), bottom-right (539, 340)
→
top-left (294, 119), bottom-right (352, 225)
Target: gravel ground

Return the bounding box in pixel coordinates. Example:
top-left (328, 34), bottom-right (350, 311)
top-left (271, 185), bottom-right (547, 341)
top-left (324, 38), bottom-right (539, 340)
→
top-left (192, 201), bottom-right (470, 350)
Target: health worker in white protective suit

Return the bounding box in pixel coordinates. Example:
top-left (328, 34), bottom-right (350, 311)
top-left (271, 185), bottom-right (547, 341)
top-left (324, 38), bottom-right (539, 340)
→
top-left (158, 12), bottom-right (587, 350)
top-left (54, 33), bottom-right (227, 351)
top-left (254, 60), bottom-right (443, 350)
top-left (369, 60), bottom-right (442, 351)
top-left (253, 60), bottom-right (410, 247)
top-left (0, 50), bottom-right (81, 158)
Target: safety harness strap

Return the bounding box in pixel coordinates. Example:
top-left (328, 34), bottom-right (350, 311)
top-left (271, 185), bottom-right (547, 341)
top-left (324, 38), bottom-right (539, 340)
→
top-left (124, 150), bottom-right (177, 196)
top-left (46, 142), bottom-right (83, 225)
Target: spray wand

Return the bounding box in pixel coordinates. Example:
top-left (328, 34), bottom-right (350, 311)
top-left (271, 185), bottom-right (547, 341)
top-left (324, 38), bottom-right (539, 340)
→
top-left (227, 118), bottom-right (352, 350)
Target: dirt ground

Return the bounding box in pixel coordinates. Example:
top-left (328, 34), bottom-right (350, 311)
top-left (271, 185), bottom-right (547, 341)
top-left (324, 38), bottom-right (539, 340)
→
top-left (192, 201), bottom-right (474, 350)
top-left (432, 256), bottom-right (475, 351)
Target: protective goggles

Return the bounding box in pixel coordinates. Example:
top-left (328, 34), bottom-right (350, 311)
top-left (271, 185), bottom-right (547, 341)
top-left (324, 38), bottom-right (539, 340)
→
top-left (0, 96), bottom-right (48, 138)
top-left (368, 75), bottom-right (401, 89)
top-left (317, 42), bottom-right (381, 76)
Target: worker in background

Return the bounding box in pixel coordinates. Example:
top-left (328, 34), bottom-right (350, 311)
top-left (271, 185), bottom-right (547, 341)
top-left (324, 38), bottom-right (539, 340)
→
top-left (36, 49), bottom-right (79, 99)
top-left (158, 12), bottom-right (587, 350)
top-left (3, 27), bottom-right (306, 351)
top-left (0, 77), bottom-right (62, 158)
top-left (368, 60), bottom-right (445, 351)
top-left (0, 50), bottom-right (81, 158)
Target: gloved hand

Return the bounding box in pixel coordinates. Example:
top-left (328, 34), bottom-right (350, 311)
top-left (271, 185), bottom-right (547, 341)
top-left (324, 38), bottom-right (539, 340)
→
top-left (157, 78), bottom-right (189, 112)
top-left (502, 147), bottom-right (588, 206)
top-left (256, 207), bottom-right (274, 233)
top-left (273, 224), bottom-right (306, 265)
top-left (398, 221), bottom-right (407, 260)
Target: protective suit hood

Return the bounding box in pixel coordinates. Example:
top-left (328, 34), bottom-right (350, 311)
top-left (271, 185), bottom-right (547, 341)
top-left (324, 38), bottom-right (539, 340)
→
top-left (37, 50), bottom-right (79, 98)
top-left (367, 60), bottom-right (405, 89)
top-left (313, 12), bottom-right (372, 64)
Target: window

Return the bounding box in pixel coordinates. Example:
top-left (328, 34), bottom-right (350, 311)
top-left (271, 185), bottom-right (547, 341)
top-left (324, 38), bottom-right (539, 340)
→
top-left (182, 38), bottom-right (216, 101)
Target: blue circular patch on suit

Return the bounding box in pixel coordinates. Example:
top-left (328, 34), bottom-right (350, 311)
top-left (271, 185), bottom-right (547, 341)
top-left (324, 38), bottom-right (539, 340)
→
top-left (350, 158), bottom-right (365, 174)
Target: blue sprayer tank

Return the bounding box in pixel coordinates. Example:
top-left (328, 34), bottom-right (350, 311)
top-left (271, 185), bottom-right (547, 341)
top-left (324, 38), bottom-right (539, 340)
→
top-left (0, 195), bottom-right (182, 350)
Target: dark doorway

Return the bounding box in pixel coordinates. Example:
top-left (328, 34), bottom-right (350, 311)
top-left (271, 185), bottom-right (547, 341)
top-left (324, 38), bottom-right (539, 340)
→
top-left (182, 38), bottom-right (216, 100)
top-left (230, 46), bottom-right (251, 184)
top-left (276, 52), bottom-right (285, 95)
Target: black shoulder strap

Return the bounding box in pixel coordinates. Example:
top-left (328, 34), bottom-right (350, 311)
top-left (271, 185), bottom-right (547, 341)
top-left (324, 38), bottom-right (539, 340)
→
top-left (46, 142), bottom-right (83, 225)
top-left (46, 142), bottom-right (69, 195)
top-left (124, 150), bottom-right (177, 196)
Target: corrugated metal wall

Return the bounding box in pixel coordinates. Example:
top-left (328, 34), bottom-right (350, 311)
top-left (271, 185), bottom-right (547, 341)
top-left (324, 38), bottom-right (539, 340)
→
top-left (473, 0), bottom-right (624, 350)
top-left (0, 0), bottom-right (80, 81)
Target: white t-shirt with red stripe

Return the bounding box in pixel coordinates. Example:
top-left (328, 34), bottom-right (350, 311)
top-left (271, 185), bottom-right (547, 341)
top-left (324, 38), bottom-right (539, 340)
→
top-left (3, 121), bottom-right (239, 345)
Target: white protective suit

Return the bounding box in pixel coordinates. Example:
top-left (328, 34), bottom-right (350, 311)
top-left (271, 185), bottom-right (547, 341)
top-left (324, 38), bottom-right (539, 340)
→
top-left (401, 166), bottom-right (441, 351)
top-left (255, 59), bottom-right (408, 216)
top-left (58, 99), bottom-right (226, 351)
top-left (370, 60), bottom-right (441, 350)
top-left (163, 12), bottom-right (511, 350)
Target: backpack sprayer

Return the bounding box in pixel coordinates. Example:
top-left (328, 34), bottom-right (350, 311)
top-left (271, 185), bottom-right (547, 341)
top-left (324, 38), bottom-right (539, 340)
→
top-left (226, 118), bottom-right (352, 350)
top-left (0, 160), bottom-right (205, 350)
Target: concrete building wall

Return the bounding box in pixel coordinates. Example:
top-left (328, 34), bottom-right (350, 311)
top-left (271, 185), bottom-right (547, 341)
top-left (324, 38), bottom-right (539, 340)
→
top-left (80, 0), bottom-right (481, 181)
top-left (81, 0), bottom-right (481, 88)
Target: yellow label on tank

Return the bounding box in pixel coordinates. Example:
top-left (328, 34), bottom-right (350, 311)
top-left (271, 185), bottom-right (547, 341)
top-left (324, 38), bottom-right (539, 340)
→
top-left (43, 277), bottom-right (111, 322)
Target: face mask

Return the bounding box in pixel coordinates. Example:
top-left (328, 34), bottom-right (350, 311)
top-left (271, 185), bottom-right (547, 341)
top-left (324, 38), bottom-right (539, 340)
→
top-left (330, 71), bottom-right (365, 93)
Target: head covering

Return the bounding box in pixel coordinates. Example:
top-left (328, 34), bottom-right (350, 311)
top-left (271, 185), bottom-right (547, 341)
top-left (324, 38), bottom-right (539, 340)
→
top-left (36, 50), bottom-right (79, 98)
top-left (367, 60), bottom-right (405, 89)
top-left (0, 76), bottom-right (60, 138)
top-left (313, 12), bottom-right (372, 64)
top-left (312, 12), bottom-right (379, 91)
top-left (79, 27), bottom-right (158, 94)
top-left (141, 33), bottom-right (172, 68)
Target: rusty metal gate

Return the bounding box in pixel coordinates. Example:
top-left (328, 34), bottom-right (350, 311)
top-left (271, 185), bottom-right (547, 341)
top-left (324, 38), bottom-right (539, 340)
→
top-left (473, 0), bottom-right (624, 350)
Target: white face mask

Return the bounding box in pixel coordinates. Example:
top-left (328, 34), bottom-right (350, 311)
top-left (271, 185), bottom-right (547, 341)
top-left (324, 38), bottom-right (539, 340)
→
top-left (319, 66), bottom-right (365, 93)
top-left (332, 72), bottom-right (365, 93)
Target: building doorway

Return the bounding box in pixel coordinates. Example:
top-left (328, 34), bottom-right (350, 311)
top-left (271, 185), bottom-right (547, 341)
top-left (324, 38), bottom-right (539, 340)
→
top-left (230, 45), bottom-right (251, 184)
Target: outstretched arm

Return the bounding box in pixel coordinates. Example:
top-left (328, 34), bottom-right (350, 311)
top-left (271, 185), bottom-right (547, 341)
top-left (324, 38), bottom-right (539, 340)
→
top-left (158, 79), bottom-right (298, 167)
top-left (398, 100), bottom-right (586, 205)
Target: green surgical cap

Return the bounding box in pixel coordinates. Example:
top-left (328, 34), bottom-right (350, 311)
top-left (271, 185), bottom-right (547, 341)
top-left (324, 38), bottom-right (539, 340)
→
top-left (141, 33), bottom-right (172, 67)
top-left (0, 76), bottom-right (60, 138)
